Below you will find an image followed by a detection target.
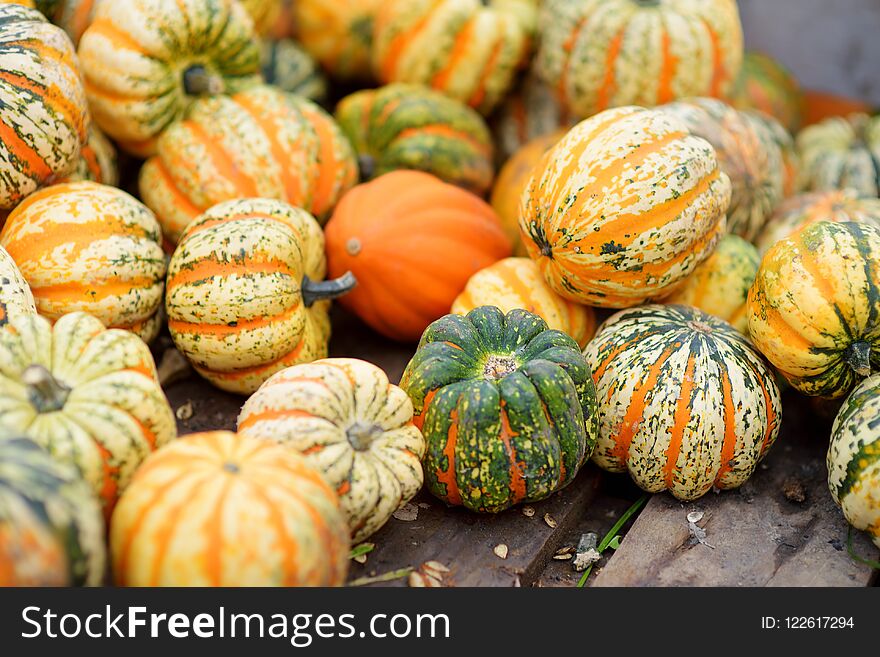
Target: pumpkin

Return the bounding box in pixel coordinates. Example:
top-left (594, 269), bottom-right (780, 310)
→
top-left (0, 312), bottom-right (176, 510)
top-left (53, 0), bottom-right (101, 46)
top-left (238, 358), bottom-right (426, 543)
top-left (0, 182), bottom-right (167, 342)
top-left (748, 221), bottom-right (880, 398)
top-left (261, 37), bottom-right (327, 102)
top-left (490, 130), bottom-right (564, 256)
top-left (239, 0), bottom-right (281, 34)
top-left (0, 244), bottom-right (35, 326)
top-left (77, 0), bottom-right (262, 157)
top-left (491, 69), bottom-right (575, 164)
top-left (335, 83), bottom-right (494, 195)
top-left (56, 123), bottom-right (118, 187)
top-left (828, 374), bottom-right (880, 549)
top-left (729, 51), bottom-right (804, 134)
top-left (536, 0), bottom-right (743, 119)
top-left (373, 0), bottom-right (537, 115)
top-left (0, 4), bottom-right (87, 209)
top-left (451, 257), bottom-right (596, 348)
top-left (519, 106), bottom-right (730, 308)
top-left (324, 171), bottom-right (512, 342)
top-left (110, 430), bottom-right (349, 586)
top-left (139, 85), bottom-right (358, 245)
top-left (659, 98), bottom-right (784, 242)
top-left (0, 434), bottom-right (105, 586)
top-left (796, 114), bottom-right (880, 197)
top-left (400, 306), bottom-right (598, 513)
top-left (166, 198), bottom-right (353, 395)
top-left (293, 0), bottom-right (381, 81)
top-left (747, 109), bottom-right (802, 198)
top-left (584, 304), bottom-right (781, 500)
top-left (663, 235), bottom-right (758, 335)
top-left (755, 189), bottom-right (880, 255)
top-left (803, 91), bottom-right (875, 127)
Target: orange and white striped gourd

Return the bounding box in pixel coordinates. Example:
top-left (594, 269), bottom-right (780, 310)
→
top-left (166, 198), bottom-right (355, 395)
top-left (519, 106), bottom-right (731, 308)
top-left (53, 0), bottom-right (102, 46)
top-left (797, 114), bottom-right (880, 197)
top-left (238, 358), bottom-right (426, 543)
top-left (111, 431), bottom-right (349, 586)
top-left (0, 244), bottom-right (35, 325)
top-left (57, 123), bottom-right (118, 187)
top-left (451, 257), bottom-right (596, 348)
top-left (238, 0), bottom-right (281, 34)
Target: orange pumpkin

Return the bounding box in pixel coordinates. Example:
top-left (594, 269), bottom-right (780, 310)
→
top-left (324, 171), bottom-right (512, 342)
top-left (802, 90), bottom-right (875, 127)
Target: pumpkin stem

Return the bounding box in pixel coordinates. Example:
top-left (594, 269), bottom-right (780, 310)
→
top-left (845, 341), bottom-right (872, 377)
top-left (22, 364), bottom-right (70, 413)
top-left (301, 271), bottom-right (357, 307)
top-left (358, 154), bottom-right (376, 180)
top-left (347, 421), bottom-right (382, 451)
top-left (182, 64), bottom-right (224, 96)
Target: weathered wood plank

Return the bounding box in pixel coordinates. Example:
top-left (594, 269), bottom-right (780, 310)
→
top-left (592, 393), bottom-right (879, 587)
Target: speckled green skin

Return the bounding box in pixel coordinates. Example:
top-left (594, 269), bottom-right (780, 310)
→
top-left (400, 306), bottom-right (598, 513)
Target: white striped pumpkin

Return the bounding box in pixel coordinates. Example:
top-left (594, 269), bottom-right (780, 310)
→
top-left (0, 182), bottom-right (167, 343)
top-left (57, 123), bottom-right (118, 187)
top-left (166, 198), bottom-right (354, 395)
top-left (828, 374), bottom-right (880, 549)
top-left (0, 4), bottom-right (87, 209)
top-left (797, 114), bottom-right (880, 197)
top-left (0, 312), bottom-right (177, 512)
top-left (520, 106), bottom-right (731, 308)
top-left (584, 304), bottom-right (781, 500)
top-left (238, 358), bottom-right (426, 543)
top-left (0, 243), bottom-right (35, 326)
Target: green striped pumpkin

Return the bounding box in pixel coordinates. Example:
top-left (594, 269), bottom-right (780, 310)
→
top-left (335, 84), bottom-right (494, 195)
top-left (584, 304), bottom-right (781, 501)
top-left (0, 434), bottom-right (106, 586)
top-left (400, 306), bottom-right (598, 513)
top-left (260, 38), bottom-right (327, 103)
top-left (729, 51), bottom-right (804, 134)
top-left (797, 114), bottom-right (880, 197)
top-left (828, 374), bottom-right (880, 549)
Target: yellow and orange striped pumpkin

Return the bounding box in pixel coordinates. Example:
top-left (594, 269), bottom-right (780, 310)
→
top-left (166, 198), bottom-right (354, 394)
top-left (238, 0), bottom-right (281, 34)
top-left (520, 106), bottom-right (731, 308)
top-left (57, 123), bottom-right (118, 187)
top-left (373, 0), bottom-right (537, 115)
top-left (536, 0), bottom-right (743, 119)
top-left (293, 0), bottom-right (381, 81)
top-left (747, 109), bottom-right (803, 198)
top-left (451, 257), bottom-right (596, 348)
top-left (110, 431), bottom-right (350, 587)
top-left (0, 244), bottom-right (35, 326)
top-left (0, 4), bottom-right (87, 209)
top-left (52, 0), bottom-right (101, 46)
top-left (0, 182), bottom-right (167, 342)
top-left (729, 51), bottom-right (804, 134)
top-left (77, 0), bottom-right (262, 157)
top-left (140, 85), bottom-right (358, 245)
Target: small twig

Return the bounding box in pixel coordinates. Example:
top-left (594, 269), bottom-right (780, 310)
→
top-left (847, 526), bottom-right (880, 569)
top-left (577, 494), bottom-right (649, 587)
top-left (348, 567), bottom-right (413, 587)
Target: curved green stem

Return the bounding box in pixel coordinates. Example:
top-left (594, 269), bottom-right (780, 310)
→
top-left (301, 271), bottom-right (357, 307)
top-left (845, 341), bottom-right (872, 377)
top-left (182, 64), bottom-right (224, 96)
top-left (22, 364), bottom-right (70, 413)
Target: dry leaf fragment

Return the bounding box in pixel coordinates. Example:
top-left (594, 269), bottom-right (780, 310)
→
top-left (686, 510), bottom-right (704, 524)
top-left (353, 554), bottom-right (367, 564)
top-left (175, 401), bottom-right (193, 421)
top-left (408, 571), bottom-right (442, 588)
top-left (553, 553), bottom-right (573, 561)
top-left (522, 506), bottom-right (535, 517)
top-left (572, 549), bottom-right (601, 571)
top-left (543, 513), bottom-right (558, 528)
top-left (392, 502), bottom-right (419, 522)
top-left (493, 544), bottom-right (509, 559)
top-left (422, 561), bottom-right (449, 578)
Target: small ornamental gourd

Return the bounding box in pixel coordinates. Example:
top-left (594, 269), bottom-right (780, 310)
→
top-left (238, 0), bottom-right (281, 34)
top-left (53, 0), bottom-right (102, 46)
top-left (452, 257), bottom-right (596, 348)
top-left (139, 85), bottom-right (358, 244)
top-left (373, 0), bottom-right (537, 115)
top-left (166, 198), bottom-right (355, 395)
top-left (729, 51), bottom-right (805, 134)
top-left (56, 123), bottom-right (118, 187)
top-left (0, 435), bottom-right (105, 586)
top-left (0, 182), bottom-right (167, 342)
top-left (536, 0), bottom-right (744, 119)
top-left (747, 109), bottom-right (803, 198)
top-left (828, 374), bottom-right (880, 549)
top-left (520, 106), bottom-right (731, 308)
top-left (110, 431), bottom-right (350, 587)
top-left (400, 307), bottom-right (599, 513)
top-left (324, 171), bottom-right (512, 342)
top-left (659, 98), bottom-right (784, 242)
top-left (584, 304), bottom-right (781, 501)
top-left (238, 358), bottom-right (426, 543)
top-left (0, 244), bottom-right (35, 326)
top-left (335, 84), bottom-right (494, 195)
top-left (293, 0), bottom-right (381, 81)
top-left (0, 4), bottom-right (87, 209)
top-left (77, 0), bottom-right (262, 157)
top-left (261, 38), bottom-right (327, 102)
top-left (797, 114), bottom-right (880, 197)
top-left (664, 235), bottom-right (759, 335)
top-left (755, 189), bottom-right (880, 255)
top-left (748, 221), bottom-right (880, 399)
top-left (0, 312), bottom-right (177, 511)
top-left (491, 131), bottom-right (564, 256)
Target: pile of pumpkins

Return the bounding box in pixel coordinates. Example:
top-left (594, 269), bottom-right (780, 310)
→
top-left (0, 0), bottom-right (878, 588)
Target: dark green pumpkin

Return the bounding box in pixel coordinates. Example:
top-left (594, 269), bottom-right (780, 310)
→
top-left (260, 38), bottom-right (327, 103)
top-left (334, 83), bottom-right (494, 195)
top-left (400, 306), bottom-right (598, 513)
top-left (0, 435), bottom-right (106, 586)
